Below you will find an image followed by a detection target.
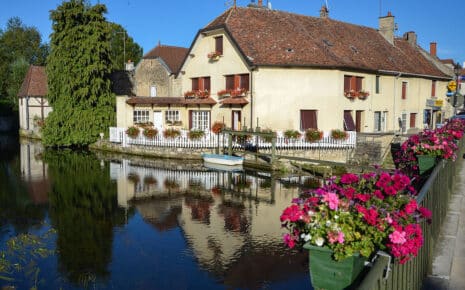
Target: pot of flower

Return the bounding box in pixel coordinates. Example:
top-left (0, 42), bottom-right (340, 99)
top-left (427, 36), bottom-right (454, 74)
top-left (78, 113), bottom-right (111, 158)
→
top-left (330, 129), bottom-right (348, 140)
top-left (281, 171), bottom-right (432, 290)
top-left (284, 129), bottom-right (302, 140)
top-left (305, 128), bottom-right (323, 143)
top-left (143, 128), bottom-right (158, 139)
top-left (212, 121), bottom-right (225, 134)
top-left (126, 126), bottom-right (140, 139)
top-left (163, 128), bottom-right (181, 139)
top-left (188, 129), bottom-right (205, 140)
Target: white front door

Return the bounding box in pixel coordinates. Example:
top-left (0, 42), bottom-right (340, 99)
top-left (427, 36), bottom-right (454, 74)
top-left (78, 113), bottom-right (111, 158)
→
top-left (153, 111), bottom-right (163, 129)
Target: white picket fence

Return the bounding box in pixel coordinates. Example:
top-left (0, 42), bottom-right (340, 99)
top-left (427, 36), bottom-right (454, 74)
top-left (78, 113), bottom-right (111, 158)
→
top-left (109, 127), bottom-right (356, 149)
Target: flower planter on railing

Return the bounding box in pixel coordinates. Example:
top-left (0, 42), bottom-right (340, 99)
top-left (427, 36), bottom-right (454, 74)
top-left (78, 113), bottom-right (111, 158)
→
top-left (417, 155), bottom-right (437, 175)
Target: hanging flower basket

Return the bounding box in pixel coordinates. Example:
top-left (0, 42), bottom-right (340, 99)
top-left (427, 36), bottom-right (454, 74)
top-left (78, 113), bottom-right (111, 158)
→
top-left (207, 51), bottom-right (221, 61)
top-left (305, 128), bottom-right (323, 142)
top-left (330, 129), bottom-right (348, 140)
top-left (126, 126), bottom-right (140, 139)
top-left (143, 128), bottom-right (158, 139)
top-left (212, 121), bottom-right (225, 134)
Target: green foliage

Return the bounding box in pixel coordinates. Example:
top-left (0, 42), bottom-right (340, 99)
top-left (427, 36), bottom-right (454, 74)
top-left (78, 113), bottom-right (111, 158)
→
top-left (188, 129), bottom-right (205, 140)
top-left (163, 128), bottom-right (181, 139)
top-left (42, 0), bottom-right (115, 147)
top-left (108, 23), bottom-right (143, 70)
top-left (126, 126), bottom-right (140, 138)
top-left (284, 129), bottom-right (302, 139)
top-left (305, 128), bottom-right (323, 142)
top-left (0, 17), bottom-right (48, 109)
top-left (331, 129), bottom-right (348, 140)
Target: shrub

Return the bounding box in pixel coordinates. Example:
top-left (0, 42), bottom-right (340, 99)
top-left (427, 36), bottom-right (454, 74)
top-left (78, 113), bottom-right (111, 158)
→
top-left (143, 128), bottom-right (158, 139)
top-left (330, 129), bottom-right (348, 140)
top-left (126, 126), bottom-right (140, 139)
top-left (188, 129), bottom-right (205, 140)
top-left (305, 128), bottom-right (323, 142)
top-left (163, 128), bottom-right (181, 139)
top-left (284, 130), bottom-right (302, 139)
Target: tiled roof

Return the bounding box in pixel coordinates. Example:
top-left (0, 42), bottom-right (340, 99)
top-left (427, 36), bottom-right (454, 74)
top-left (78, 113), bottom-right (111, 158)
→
top-left (143, 45), bottom-right (189, 74)
top-left (17, 65), bottom-right (47, 97)
top-left (220, 97), bottom-right (249, 105)
top-left (126, 96), bottom-right (217, 106)
top-left (203, 7), bottom-right (450, 79)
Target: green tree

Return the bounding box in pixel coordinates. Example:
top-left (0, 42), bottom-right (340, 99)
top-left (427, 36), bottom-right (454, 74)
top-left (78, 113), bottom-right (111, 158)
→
top-left (0, 17), bottom-right (48, 110)
top-left (109, 23), bottom-right (142, 71)
top-left (43, 0), bottom-right (115, 147)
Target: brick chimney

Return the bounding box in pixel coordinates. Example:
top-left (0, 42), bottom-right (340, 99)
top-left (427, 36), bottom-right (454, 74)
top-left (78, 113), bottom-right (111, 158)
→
top-left (258, 0), bottom-right (262, 7)
top-left (379, 11), bottom-right (395, 45)
top-left (430, 42), bottom-right (437, 57)
top-left (320, 5), bottom-right (329, 18)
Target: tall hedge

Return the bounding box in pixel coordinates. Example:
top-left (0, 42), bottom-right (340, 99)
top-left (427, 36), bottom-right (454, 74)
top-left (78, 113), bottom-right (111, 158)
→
top-left (43, 0), bottom-right (115, 147)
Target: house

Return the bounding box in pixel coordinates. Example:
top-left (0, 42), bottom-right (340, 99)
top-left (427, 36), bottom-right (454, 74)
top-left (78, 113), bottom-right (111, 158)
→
top-left (116, 44), bottom-right (211, 130)
top-left (17, 65), bottom-right (50, 135)
top-left (118, 3), bottom-right (454, 134)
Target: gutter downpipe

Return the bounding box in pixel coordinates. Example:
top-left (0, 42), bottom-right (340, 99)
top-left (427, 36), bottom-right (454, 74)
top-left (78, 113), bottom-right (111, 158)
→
top-left (250, 67), bottom-right (255, 129)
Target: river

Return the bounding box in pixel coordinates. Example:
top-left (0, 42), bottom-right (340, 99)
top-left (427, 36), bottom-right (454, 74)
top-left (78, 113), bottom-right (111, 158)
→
top-left (0, 134), bottom-right (314, 289)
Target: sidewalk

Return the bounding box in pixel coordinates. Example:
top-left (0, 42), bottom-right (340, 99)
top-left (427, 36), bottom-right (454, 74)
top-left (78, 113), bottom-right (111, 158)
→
top-left (423, 157), bottom-right (465, 290)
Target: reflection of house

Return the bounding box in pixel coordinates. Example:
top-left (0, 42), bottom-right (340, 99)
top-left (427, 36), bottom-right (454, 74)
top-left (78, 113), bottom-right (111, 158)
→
top-left (19, 140), bottom-right (50, 204)
top-left (17, 65), bottom-right (50, 135)
top-left (117, 4), bottom-right (454, 134)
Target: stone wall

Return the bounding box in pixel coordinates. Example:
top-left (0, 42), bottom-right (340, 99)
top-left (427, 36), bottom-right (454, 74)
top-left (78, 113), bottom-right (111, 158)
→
top-left (134, 59), bottom-right (176, 97)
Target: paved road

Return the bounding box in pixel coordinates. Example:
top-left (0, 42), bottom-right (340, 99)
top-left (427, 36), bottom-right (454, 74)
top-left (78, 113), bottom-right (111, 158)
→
top-left (423, 157), bottom-right (465, 290)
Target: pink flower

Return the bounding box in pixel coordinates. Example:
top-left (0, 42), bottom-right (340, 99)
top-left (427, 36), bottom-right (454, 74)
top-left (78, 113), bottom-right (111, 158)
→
top-left (323, 192), bottom-right (339, 210)
top-left (283, 233), bottom-right (296, 248)
top-left (328, 231), bottom-right (345, 244)
top-left (389, 230), bottom-right (407, 244)
top-left (340, 173), bottom-right (359, 184)
top-left (404, 199), bottom-right (418, 215)
top-left (418, 207), bottom-right (432, 220)
top-left (280, 204), bottom-right (303, 222)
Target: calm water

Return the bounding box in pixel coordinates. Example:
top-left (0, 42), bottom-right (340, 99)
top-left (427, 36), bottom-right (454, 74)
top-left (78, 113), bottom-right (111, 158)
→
top-left (0, 134), bottom-right (314, 290)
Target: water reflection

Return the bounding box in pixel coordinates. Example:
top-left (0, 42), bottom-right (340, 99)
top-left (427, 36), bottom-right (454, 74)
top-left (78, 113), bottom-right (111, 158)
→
top-left (2, 139), bottom-right (315, 289)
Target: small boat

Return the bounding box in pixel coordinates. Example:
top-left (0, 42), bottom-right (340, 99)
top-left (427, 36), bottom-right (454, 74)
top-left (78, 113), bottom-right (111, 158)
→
top-left (203, 161), bottom-right (243, 172)
top-left (201, 153), bottom-right (244, 166)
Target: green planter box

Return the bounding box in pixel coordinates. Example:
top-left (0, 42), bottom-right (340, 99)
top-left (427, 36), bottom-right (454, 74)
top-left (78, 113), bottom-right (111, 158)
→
top-left (417, 155), bottom-right (437, 175)
top-left (304, 243), bottom-right (366, 290)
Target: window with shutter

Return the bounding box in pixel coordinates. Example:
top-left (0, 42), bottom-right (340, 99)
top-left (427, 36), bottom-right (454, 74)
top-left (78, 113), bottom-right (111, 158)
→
top-left (203, 77), bottom-right (211, 92)
top-left (402, 82), bottom-right (407, 99)
top-left (240, 74), bottom-right (249, 90)
top-left (431, 80), bottom-right (436, 97)
top-left (215, 36), bottom-right (223, 55)
top-left (226, 75), bottom-right (234, 90)
top-left (192, 78), bottom-right (199, 91)
top-left (376, 76), bottom-right (380, 94)
top-left (343, 111), bottom-right (356, 131)
top-left (300, 110), bottom-right (317, 130)
top-left (344, 76), bottom-right (351, 91)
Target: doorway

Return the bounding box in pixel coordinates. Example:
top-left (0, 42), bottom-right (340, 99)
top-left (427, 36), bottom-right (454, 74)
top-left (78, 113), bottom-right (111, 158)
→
top-left (232, 110), bottom-right (241, 130)
top-left (153, 111), bottom-right (163, 129)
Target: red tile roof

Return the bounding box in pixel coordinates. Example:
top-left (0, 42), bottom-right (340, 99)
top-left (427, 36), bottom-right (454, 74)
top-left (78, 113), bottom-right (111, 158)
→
top-left (203, 7), bottom-right (450, 79)
top-left (143, 45), bottom-right (189, 74)
top-left (17, 65), bottom-right (47, 97)
top-left (126, 96), bottom-right (217, 106)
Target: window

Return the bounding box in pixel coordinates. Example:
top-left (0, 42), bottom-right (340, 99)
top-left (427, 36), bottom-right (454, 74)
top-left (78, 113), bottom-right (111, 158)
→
top-left (401, 113), bottom-right (407, 132)
top-left (133, 110), bottom-right (150, 124)
top-left (343, 110), bottom-right (356, 131)
top-left (225, 74), bottom-right (249, 91)
top-left (344, 75), bottom-right (363, 93)
top-left (150, 85), bottom-right (157, 97)
top-left (375, 76), bottom-right (380, 94)
top-left (401, 82), bottom-right (408, 100)
top-left (190, 111), bottom-right (210, 130)
top-left (374, 111), bottom-right (381, 132)
top-left (431, 80), bottom-right (436, 97)
top-left (215, 36), bottom-right (223, 55)
top-left (410, 113), bottom-right (417, 128)
top-left (191, 77), bottom-right (211, 91)
top-left (165, 110), bottom-right (180, 122)
top-left (300, 110), bottom-right (317, 130)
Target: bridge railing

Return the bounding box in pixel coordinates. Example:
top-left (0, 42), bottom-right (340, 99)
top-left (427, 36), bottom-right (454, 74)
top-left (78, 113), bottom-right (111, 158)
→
top-left (357, 139), bottom-right (464, 290)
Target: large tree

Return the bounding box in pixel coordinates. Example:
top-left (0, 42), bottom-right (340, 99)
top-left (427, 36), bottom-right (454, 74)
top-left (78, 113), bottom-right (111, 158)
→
top-left (42, 0), bottom-right (115, 147)
top-left (109, 22), bottom-right (143, 71)
top-left (0, 17), bottom-right (48, 110)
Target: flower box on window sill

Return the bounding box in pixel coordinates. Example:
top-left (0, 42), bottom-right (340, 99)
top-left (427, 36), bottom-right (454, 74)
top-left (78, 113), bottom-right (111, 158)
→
top-left (207, 51), bottom-right (222, 61)
top-left (166, 120), bottom-right (182, 126)
top-left (184, 90), bottom-right (210, 99)
top-left (217, 88), bottom-right (248, 99)
top-left (344, 90), bottom-right (370, 100)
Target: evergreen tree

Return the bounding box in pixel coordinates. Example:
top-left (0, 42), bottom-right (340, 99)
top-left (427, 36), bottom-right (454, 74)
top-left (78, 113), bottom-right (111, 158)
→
top-left (43, 0), bottom-right (115, 147)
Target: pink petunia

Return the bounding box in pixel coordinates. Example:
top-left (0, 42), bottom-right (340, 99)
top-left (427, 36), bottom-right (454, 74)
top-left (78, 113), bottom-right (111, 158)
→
top-left (323, 192), bottom-right (339, 210)
top-left (389, 230), bottom-right (407, 244)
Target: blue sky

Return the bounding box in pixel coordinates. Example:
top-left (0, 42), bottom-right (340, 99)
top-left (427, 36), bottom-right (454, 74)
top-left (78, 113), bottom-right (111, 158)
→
top-left (1, 0), bottom-right (463, 65)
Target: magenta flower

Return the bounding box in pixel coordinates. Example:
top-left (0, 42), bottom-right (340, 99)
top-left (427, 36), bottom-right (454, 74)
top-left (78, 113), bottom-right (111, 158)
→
top-left (389, 230), bottom-right (407, 244)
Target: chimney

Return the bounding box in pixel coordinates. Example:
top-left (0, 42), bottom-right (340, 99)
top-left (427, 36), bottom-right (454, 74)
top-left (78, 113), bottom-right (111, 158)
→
top-left (403, 31), bottom-right (417, 46)
top-left (379, 11), bottom-right (395, 45)
top-left (320, 5), bottom-right (329, 18)
top-left (430, 42), bottom-right (437, 57)
top-left (258, 0), bottom-right (262, 6)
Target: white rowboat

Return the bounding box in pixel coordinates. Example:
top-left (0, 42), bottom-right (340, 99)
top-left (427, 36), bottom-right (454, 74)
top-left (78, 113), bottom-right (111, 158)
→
top-left (201, 153), bottom-right (244, 166)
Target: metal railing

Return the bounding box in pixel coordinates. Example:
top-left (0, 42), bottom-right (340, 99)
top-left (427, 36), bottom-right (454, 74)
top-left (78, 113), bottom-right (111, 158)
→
top-left (357, 139), bottom-right (465, 290)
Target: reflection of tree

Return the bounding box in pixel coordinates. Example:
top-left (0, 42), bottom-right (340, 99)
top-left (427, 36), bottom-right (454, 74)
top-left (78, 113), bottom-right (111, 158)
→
top-left (44, 150), bottom-right (129, 287)
top-left (184, 195), bottom-right (213, 224)
top-left (218, 201), bottom-right (248, 233)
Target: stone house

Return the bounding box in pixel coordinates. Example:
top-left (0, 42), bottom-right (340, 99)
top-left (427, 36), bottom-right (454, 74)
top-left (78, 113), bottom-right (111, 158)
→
top-left (118, 4), bottom-right (454, 133)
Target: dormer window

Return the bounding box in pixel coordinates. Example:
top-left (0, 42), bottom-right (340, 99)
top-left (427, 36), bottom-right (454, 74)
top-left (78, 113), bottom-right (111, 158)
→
top-left (215, 36), bottom-right (223, 55)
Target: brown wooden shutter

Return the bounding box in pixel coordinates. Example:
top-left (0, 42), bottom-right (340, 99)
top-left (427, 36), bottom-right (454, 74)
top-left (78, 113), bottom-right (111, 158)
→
top-left (215, 36), bottom-right (223, 54)
top-left (344, 75), bottom-right (350, 92)
top-left (350, 76), bottom-right (357, 91)
top-left (192, 78), bottom-right (199, 90)
top-left (343, 110), bottom-right (356, 131)
top-left (240, 74), bottom-right (249, 90)
top-left (402, 82), bottom-right (407, 99)
top-left (300, 110), bottom-right (317, 130)
top-left (204, 77), bottom-right (211, 92)
top-left (431, 80), bottom-right (436, 97)
top-left (226, 75), bottom-right (234, 90)
top-left (410, 113), bottom-right (416, 128)
top-left (189, 110), bottom-right (193, 130)
top-left (356, 77), bottom-right (363, 91)
top-left (234, 75), bottom-right (240, 90)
